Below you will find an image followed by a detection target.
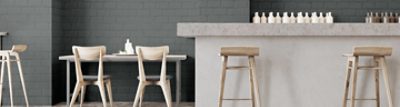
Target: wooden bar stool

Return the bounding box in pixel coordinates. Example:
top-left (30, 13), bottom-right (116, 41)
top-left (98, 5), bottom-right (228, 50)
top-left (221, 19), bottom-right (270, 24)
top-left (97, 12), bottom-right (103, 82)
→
top-left (0, 45), bottom-right (29, 107)
top-left (218, 47), bottom-right (260, 107)
top-left (342, 46), bottom-right (394, 107)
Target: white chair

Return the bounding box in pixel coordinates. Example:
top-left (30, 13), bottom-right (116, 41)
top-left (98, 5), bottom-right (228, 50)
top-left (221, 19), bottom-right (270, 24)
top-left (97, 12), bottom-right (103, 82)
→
top-left (133, 46), bottom-right (173, 107)
top-left (69, 46), bottom-right (113, 107)
top-left (0, 45), bottom-right (29, 107)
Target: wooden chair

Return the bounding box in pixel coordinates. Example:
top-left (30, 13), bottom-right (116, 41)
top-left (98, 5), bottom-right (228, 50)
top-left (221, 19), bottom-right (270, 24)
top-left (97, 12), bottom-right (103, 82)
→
top-left (133, 46), bottom-right (172, 107)
top-left (0, 45), bottom-right (29, 107)
top-left (342, 46), bottom-right (393, 107)
top-left (218, 47), bottom-right (261, 107)
top-left (70, 46), bottom-right (113, 107)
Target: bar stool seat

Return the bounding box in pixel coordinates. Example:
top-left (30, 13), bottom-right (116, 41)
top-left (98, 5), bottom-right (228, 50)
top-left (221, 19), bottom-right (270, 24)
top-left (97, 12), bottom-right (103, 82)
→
top-left (342, 46), bottom-right (394, 107)
top-left (218, 47), bottom-right (261, 107)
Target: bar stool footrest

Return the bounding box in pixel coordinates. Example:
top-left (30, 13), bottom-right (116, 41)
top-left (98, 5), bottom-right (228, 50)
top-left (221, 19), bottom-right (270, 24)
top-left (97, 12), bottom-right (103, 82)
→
top-left (222, 98), bottom-right (252, 100)
top-left (346, 98), bottom-right (377, 100)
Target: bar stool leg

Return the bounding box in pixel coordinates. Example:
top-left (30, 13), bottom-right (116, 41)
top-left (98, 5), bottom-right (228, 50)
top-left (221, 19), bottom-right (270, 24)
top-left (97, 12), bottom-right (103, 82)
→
top-left (373, 57), bottom-right (380, 107)
top-left (249, 56), bottom-right (260, 107)
top-left (350, 57), bottom-right (359, 107)
top-left (248, 57), bottom-right (255, 107)
top-left (379, 57), bottom-right (393, 107)
top-left (0, 56), bottom-right (5, 105)
top-left (218, 56), bottom-right (228, 107)
top-left (16, 54), bottom-right (29, 106)
top-left (342, 58), bottom-right (353, 107)
top-left (6, 55), bottom-right (14, 107)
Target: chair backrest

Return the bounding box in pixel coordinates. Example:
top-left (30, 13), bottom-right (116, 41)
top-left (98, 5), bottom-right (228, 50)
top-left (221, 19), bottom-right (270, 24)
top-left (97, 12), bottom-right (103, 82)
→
top-left (220, 47), bottom-right (259, 56)
top-left (72, 46), bottom-right (106, 81)
top-left (136, 46), bottom-right (169, 81)
top-left (11, 44), bottom-right (27, 53)
top-left (353, 46), bottom-right (392, 56)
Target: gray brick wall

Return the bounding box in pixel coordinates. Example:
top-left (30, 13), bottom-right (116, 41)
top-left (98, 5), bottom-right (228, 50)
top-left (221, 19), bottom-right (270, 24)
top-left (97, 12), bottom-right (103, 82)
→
top-left (251, 0), bottom-right (400, 22)
top-left (59, 0), bottom-right (248, 103)
top-left (0, 0), bottom-right (53, 105)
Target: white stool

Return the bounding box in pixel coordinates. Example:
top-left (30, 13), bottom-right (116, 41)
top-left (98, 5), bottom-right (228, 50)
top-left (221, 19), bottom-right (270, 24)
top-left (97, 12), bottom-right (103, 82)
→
top-left (0, 45), bottom-right (29, 107)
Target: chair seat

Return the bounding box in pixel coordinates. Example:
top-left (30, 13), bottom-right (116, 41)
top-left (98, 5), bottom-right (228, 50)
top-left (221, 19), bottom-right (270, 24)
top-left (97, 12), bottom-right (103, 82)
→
top-left (137, 75), bottom-right (173, 81)
top-left (83, 75), bottom-right (111, 81)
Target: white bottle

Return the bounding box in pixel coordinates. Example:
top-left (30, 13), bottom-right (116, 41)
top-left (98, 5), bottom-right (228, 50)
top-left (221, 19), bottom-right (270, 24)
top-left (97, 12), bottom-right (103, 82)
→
top-left (289, 12), bottom-right (296, 23)
top-left (267, 12), bottom-right (275, 23)
top-left (311, 12), bottom-right (319, 23)
top-left (282, 12), bottom-right (290, 23)
top-left (125, 39), bottom-right (134, 54)
top-left (252, 12), bottom-right (261, 23)
top-left (318, 12), bottom-right (325, 23)
top-left (297, 12), bottom-right (304, 23)
top-left (261, 12), bottom-right (267, 23)
top-left (275, 12), bottom-right (282, 23)
top-left (325, 12), bottom-right (334, 23)
top-left (304, 12), bottom-right (311, 23)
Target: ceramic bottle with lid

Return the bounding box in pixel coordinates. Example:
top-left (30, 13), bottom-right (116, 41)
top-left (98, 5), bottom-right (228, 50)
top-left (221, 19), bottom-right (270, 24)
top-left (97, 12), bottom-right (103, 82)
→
top-left (318, 12), bottom-right (325, 23)
top-left (311, 12), bottom-right (319, 23)
top-left (282, 12), bottom-right (290, 23)
top-left (297, 12), bottom-right (304, 23)
top-left (382, 12), bottom-right (389, 23)
top-left (289, 12), bottom-right (296, 23)
top-left (252, 12), bottom-right (261, 23)
top-left (268, 12), bottom-right (275, 23)
top-left (304, 12), bottom-right (311, 23)
top-left (325, 12), bottom-right (334, 23)
top-left (275, 12), bottom-right (282, 23)
top-left (261, 12), bottom-right (267, 23)
top-left (125, 39), bottom-right (134, 54)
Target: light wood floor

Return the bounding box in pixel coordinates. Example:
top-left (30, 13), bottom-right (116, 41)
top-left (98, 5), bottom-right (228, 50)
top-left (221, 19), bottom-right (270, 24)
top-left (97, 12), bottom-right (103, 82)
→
top-left (53, 102), bottom-right (194, 107)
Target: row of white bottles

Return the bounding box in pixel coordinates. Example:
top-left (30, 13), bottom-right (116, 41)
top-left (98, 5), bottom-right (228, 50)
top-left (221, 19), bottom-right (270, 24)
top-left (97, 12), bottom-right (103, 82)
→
top-left (253, 12), bottom-right (334, 24)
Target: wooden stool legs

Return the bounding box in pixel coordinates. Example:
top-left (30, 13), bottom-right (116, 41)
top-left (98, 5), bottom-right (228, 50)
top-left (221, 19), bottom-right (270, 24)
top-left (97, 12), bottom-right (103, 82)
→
top-left (218, 56), bottom-right (260, 107)
top-left (342, 56), bottom-right (393, 107)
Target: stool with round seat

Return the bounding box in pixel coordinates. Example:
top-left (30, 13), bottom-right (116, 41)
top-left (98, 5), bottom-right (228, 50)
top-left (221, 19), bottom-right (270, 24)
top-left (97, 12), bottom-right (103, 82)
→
top-left (218, 47), bottom-right (261, 107)
top-left (342, 46), bottom-right (394, 107)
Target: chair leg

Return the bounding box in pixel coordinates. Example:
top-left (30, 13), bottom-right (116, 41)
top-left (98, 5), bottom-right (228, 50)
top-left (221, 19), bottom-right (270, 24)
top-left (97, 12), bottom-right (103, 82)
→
top-left (218, 56), bottom-right (228, 107)
top-left (70, 83), bottom-right (82, 107)
top-left (139, 85), bottom-right (146, 107)
top-left (6, 56), bottom-right (14, 107)
top-left (375, 70), bottom-right (380, 107)
top-left (16, 55), bottom-right (29, 107)
top-left (106, 80), bottom-right (113, 107)
top-left (350, 57), bottom-right (358, 107)
top-left (160, 81), bottom-right (173, 107)
top-left (133, 82), bottom-right (146, 107)
top-left (342, 58), bottom-right (352, 107)
top-left (80, 85), bottom-right (87, 107)
top-left (249, 56), bottom-right (260, 107)
top-left (0, 56), bottom-right (5, 106)
top-left (379, 57), bottom-right (393, 107)
top-left (98, 82), bottom-right (108, 107)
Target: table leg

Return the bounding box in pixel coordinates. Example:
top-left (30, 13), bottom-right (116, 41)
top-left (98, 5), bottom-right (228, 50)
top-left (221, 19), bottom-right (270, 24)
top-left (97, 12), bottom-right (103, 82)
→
top-left (176, 61), bottom-right (181, 107)
top-left (66, 61), bottom-right (70, 106)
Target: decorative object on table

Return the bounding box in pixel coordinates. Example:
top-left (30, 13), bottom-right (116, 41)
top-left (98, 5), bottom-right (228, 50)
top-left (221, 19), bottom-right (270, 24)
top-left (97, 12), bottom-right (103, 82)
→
top-left (252, 12), bottom-right (261, 24)
top-left (311, 12), bottom-right (319, 23)
top-left (0, 32), bottom-right (8, 50)
top-left (365, 12), bottom-right (400, 23)
top-left (260, 12), bottom-right (267, 23)
top-left (365, 12), bottom-right (372, 23)
top-left (289, 12), bottom-right (296, 23)
top-left (124, 38), bottom-right (134, 54)
top-left (395, 13), bottom-right (399, 23)
top-left (325, 12), bottom-right (334, 23)
top-left (0, 45), bottom-right (29, 107)
top-left (282, 12), bottom-right (290, 23)
top-left (267, 12), bottom-right (275, 23)
top-left (275, 12), bottom-right (282, 23)
top-left (342, 46), bottom-right (394, 107)
top-left (297, 12), bottom-right (304, 23)
top-left (304, 12), bottom-right (311, 23)
top-left (133, 46), bottom-right (172, 107)
top-left (383, 12), bottom-right (389, 23)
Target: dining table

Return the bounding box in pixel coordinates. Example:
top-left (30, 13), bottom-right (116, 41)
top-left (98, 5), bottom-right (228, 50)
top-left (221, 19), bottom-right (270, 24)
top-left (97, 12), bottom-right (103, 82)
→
top-left (59, 54), bottom-right (187, 107)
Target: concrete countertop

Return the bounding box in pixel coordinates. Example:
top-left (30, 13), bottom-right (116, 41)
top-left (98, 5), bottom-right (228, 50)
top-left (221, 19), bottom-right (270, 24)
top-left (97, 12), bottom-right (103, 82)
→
top-left (177, 23), bottom-right (400, 37)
